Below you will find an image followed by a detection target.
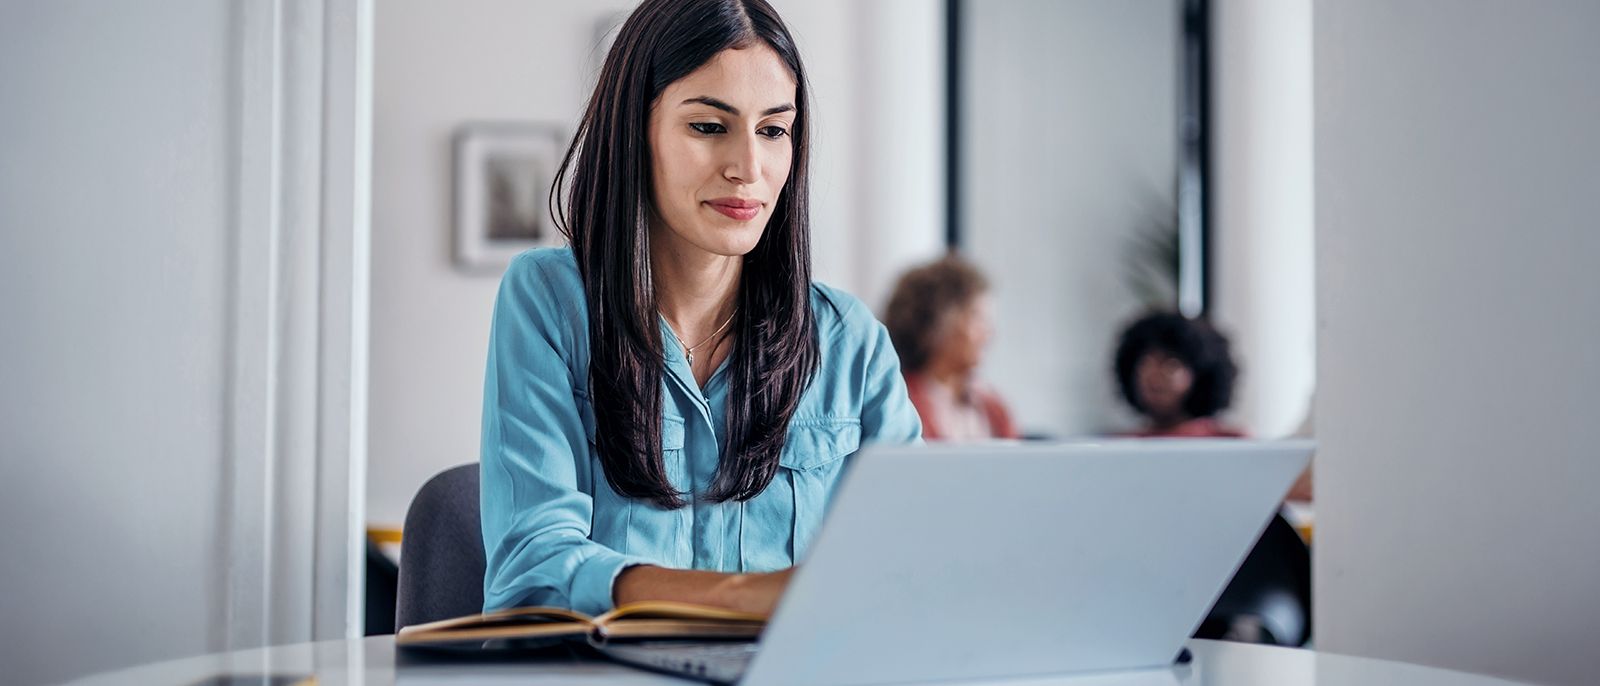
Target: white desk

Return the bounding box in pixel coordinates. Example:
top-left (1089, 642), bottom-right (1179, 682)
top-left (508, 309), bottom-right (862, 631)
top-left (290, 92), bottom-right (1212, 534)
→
top-left (63, 636), bottom-right (1534, 686)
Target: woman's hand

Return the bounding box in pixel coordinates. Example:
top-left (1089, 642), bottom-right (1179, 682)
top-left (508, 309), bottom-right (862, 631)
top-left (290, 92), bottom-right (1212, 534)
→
top-left (613, 565), bottom-right (796, 617)
top-left (713, 568), bottom-right (794, 616)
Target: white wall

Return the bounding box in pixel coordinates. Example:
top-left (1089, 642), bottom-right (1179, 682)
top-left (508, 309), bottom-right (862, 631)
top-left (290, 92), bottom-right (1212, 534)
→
top-left (963, 0), bottom-right (1178, 436)
top-left (367, 0), bottom-right (944, 527)
top-left (369, 0), bottom-right (631, 529)
top-left (0, 5), bottom-right (234, 683)
top-left (844, 0), bottom-right (948, 311)
top-left (1314, 2), bottom-right (1600, 684)
top-left (1209, 0), bottom-right (1315, 439)
top-left (0, 1), bottom-right (370, 681)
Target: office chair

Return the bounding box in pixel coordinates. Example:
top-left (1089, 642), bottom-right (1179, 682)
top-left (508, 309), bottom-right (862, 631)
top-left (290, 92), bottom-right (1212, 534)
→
top-left (395, 463), bottom-right (485, 631)
top-left (1194, 512), bottom-right (1313, 646)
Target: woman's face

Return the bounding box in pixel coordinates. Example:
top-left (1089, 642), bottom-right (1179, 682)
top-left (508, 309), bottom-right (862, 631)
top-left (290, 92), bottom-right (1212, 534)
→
top-left (647, 44), bottom-right (797, 258)
top-left (1135, 350), bottom-right (1194, 422)
top-left (933, 295), bottom-right (994, 375)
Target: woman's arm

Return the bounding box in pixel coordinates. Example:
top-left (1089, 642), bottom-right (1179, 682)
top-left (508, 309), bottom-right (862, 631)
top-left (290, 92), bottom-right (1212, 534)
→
top-left (1285, 461), bottom-right (1314, 502)
top-left (613, 566), bottom-right (793, 616)
top-left (481, 253), bottom-right (656, 615)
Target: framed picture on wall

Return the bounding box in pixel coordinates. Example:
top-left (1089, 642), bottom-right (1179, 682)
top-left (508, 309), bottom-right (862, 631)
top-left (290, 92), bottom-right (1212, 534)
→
top-left (453, 123), bottom-right (567, 271)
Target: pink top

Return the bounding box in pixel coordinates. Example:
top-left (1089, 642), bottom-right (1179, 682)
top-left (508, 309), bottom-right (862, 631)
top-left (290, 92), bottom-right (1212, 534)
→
top-left (1125, 417), bottom-right (1246, 438)
top-left (902, 372), bottom-right (1020, 441)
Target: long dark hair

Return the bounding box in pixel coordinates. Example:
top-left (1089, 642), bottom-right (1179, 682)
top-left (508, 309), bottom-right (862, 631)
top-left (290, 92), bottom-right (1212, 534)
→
top-left (550, 0), bottom-right (819, 510)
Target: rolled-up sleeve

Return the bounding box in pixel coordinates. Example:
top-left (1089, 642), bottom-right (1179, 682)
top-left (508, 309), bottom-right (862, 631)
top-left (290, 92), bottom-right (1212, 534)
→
top-left (480, 253), bottom-right (651, 615)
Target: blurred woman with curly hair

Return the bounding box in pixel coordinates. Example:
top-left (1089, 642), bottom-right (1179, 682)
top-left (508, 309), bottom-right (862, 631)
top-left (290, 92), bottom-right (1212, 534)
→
top-left (884, 256), bottom-right (1019, 441)
top-left (1113, 312), bottom-right (1244, 438)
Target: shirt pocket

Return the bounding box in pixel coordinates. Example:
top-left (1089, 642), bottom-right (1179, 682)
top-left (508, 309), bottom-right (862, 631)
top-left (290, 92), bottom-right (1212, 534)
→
top-left (741, 418), bottom-right (861, 569)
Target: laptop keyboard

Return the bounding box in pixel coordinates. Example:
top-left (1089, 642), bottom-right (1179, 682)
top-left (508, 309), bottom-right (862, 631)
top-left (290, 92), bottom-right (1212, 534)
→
top-left (599, 641), bottom-right (761, 683)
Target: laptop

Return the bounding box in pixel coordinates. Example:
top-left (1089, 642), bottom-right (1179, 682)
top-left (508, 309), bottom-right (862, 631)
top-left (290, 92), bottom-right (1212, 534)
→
top-left (598, 439), bottom-right (1314, 685)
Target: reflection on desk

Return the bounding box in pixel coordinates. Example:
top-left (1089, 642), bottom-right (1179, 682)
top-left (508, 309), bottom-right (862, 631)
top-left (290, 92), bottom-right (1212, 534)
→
top-left (64, 635), bottom-right (1535, 686)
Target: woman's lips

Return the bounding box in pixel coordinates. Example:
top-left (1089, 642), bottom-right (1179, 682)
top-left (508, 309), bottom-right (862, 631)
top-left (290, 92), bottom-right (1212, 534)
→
top-left (706, 199), bottom-right (762, 221)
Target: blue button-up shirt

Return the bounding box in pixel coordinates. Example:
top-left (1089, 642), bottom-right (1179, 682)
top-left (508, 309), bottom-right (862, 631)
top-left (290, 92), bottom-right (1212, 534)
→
top-left (480, 248), bottom-right (922, 615)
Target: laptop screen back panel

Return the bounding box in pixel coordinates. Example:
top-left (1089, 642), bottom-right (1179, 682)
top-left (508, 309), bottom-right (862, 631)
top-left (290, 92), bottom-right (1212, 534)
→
top-left (743, 440), bottom-right (1311, 686)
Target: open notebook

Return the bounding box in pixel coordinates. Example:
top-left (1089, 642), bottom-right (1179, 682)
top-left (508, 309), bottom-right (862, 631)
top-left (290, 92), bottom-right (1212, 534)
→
top-left (395, 601), bottom-right (766, 650)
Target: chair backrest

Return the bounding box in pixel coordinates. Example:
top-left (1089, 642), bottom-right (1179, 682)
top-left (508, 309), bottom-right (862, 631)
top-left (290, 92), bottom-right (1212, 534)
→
top-left (395, 463), bottom-right (485, 631)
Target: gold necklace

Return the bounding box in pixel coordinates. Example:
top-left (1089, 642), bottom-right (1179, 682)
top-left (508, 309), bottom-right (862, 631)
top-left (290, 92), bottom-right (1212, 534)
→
top-left (665, 308), bottom-right (737, 365)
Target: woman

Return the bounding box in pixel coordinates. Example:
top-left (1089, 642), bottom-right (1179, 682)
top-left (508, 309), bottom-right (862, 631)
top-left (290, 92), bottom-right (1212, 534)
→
top-left (480, 0), bottom-right (921, 619)
top-left (884, 256), bottom-right (1019, 440)
top-left (1112, 312), bottom-right (1244, 438)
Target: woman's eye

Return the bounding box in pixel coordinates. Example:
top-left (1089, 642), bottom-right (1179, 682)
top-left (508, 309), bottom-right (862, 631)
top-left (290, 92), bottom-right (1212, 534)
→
top-left (689, 122), bottom-right (726, 135)
top-left (758, 126), bottom-right (790, 139)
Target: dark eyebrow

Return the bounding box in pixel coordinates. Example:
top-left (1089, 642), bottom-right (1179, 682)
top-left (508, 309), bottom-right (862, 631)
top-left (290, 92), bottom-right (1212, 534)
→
top-left (681, 96), bottom-right (795, 117)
